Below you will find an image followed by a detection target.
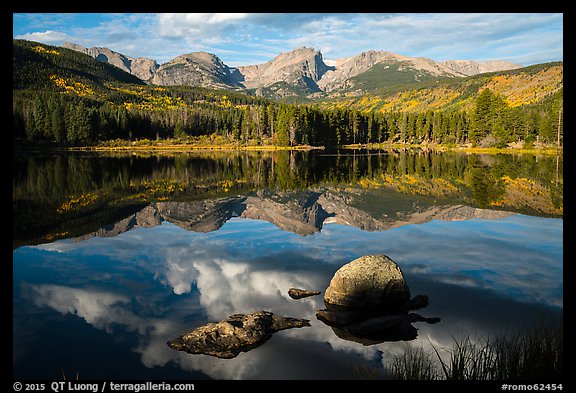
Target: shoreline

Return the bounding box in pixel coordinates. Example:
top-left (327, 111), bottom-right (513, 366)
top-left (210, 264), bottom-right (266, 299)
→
top-left (340, 143), bottom-right (563, 155)
top-left (14, 141), bottom-right (562, 155)
top-left (65, 144), bottom-right (324, 152)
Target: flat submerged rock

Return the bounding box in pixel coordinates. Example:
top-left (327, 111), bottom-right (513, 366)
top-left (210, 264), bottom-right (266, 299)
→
top-left (167, 311), bottom-right (310, 359)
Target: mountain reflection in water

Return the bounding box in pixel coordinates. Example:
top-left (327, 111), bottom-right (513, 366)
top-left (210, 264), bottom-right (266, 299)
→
top-left (13, 149), bottom-right (562, 379)
top-left (72, 190), bottom-right (514, 240)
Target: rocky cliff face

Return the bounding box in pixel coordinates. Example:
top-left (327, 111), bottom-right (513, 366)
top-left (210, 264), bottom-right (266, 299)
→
top-left (62, 42), bottom-right (159, 82)
top-left (151, 51), bottom-right (243, 89)
top-left (237, 47), bottom-right (332, 97)
top-left (442, 59), bottom-right (522, 76)
top-left (130, 58), bottom-right (160, 82)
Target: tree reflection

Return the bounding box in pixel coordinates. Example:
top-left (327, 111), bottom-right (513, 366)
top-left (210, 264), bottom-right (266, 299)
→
top-left (466, 166), bottom-right (505, 208)
top-left (13, 149), bottom-right (562, 247)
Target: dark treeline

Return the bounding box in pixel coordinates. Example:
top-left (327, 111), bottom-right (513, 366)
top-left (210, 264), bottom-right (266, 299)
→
top-left (12, 86), bottom-right (563, 148)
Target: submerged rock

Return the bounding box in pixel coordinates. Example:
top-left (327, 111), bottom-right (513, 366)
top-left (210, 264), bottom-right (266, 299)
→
top-left (288, 288), bottom-right (321, 299)
top-left (316, 309), bottom-right (361, 326)
top-left (167, 311), bottom-right (310, 359)
top-left (317, 254), bottom-right (441, 344)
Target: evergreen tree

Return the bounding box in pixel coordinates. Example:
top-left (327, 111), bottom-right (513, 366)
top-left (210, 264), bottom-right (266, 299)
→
top-left (51, 105), bottom-right (66, 143)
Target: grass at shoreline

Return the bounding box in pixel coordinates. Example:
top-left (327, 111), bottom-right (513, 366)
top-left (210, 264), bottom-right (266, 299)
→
top-left (16, 138), bottom-right (562, 155)
top-left (64, 145), bottom-right (323, 152)
top-left (388, 320), bottom-right (563, 381)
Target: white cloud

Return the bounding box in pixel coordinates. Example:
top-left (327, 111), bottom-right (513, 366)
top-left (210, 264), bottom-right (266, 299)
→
top-left (15, 30), bottom-right (70, 44)
top-left (13, 13), bottom-right (563, 66)
top-left (157, 13), bottom-right (251, 38)
top-left (27, 284), bottom-right (135, 332)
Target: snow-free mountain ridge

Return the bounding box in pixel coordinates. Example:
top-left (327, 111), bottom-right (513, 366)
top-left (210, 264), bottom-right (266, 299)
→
top-left (61, 42), bottom-right (522, 98)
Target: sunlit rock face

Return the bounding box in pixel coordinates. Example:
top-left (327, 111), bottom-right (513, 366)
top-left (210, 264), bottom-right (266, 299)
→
top-left (237, 47), bottom-right (331, 95)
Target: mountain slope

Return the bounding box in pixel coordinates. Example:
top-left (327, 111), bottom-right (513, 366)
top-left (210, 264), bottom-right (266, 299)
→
top-left (58, 42), bottom-right (522, 99)
top-left (319, 62), bottom-right (563, 113)
top-left (15, 39), bottom-right (559, 116)
top-left (13, 40), bottom-right (144, 90)
top-left (151, 51), bottom-right (244, 89)
top-left (62, 42), bottom-right (159, 82)
top-left (318, 50), bottom-right (465, 93)
top-left (442, 60), bottom-right (522, 76)
top-left (13, 39), bottom-right (563, 151)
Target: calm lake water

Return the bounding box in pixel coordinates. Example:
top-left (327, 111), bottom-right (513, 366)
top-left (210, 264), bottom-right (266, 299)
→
top-left (13, 149), bottom-right (563, 379)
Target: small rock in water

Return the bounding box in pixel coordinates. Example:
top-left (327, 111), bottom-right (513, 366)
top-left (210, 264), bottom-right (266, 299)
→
top-left (288, 288), bottom-right (321, 299)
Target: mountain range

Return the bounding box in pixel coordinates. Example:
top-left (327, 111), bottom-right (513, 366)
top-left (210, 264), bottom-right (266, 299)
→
top-left (61, 42), bottom-right (521, 99)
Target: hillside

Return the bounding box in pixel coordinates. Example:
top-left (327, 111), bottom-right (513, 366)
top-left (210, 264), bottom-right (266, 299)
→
top-left (13, 40), bottom-right (144, 90)
top-left (442, 60), bottom-right (521, 76)
top-left (318, 62), bottom-right (563, 113)
top-left (62, 42), bottom-right (159, 82)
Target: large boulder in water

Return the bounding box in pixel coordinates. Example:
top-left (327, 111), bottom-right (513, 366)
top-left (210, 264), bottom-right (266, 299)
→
top-left (318, 254), bottom-right (441, 344)
top-left (324, 254), bottom-right (411, 314)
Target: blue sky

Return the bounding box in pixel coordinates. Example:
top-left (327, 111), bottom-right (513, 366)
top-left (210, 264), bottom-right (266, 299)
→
top-left (13, 13), bottom-right (563, 67)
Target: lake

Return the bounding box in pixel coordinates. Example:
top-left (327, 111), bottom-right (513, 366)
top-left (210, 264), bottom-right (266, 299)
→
top-left (12, 148), bottom-right (563, 379)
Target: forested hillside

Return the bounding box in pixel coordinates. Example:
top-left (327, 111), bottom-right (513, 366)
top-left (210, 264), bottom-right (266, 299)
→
top-left (13, 40), bottom-right (563, 148)
top-left (321, 62), bottom-right (562, 112)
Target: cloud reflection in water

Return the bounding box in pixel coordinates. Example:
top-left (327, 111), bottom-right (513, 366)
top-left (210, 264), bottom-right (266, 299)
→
top-left (15, 213), bottom-right (562, 379)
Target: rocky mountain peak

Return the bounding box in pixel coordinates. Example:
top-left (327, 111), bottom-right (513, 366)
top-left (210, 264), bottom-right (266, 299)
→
top-left (62, 42), bottom-right (158, 82)
top-left (177, 51), bottom-right (222, 64)
top-left (151, 50), bottom-right (243, 89)
top-left (275, 46), bottom-right (320, 60)
top-left (62, 42), bottom-right (86, 53)
top-left (317, 50), bottom-right (465, 92)
top-left (236, 46), bottom-right (331, 95)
